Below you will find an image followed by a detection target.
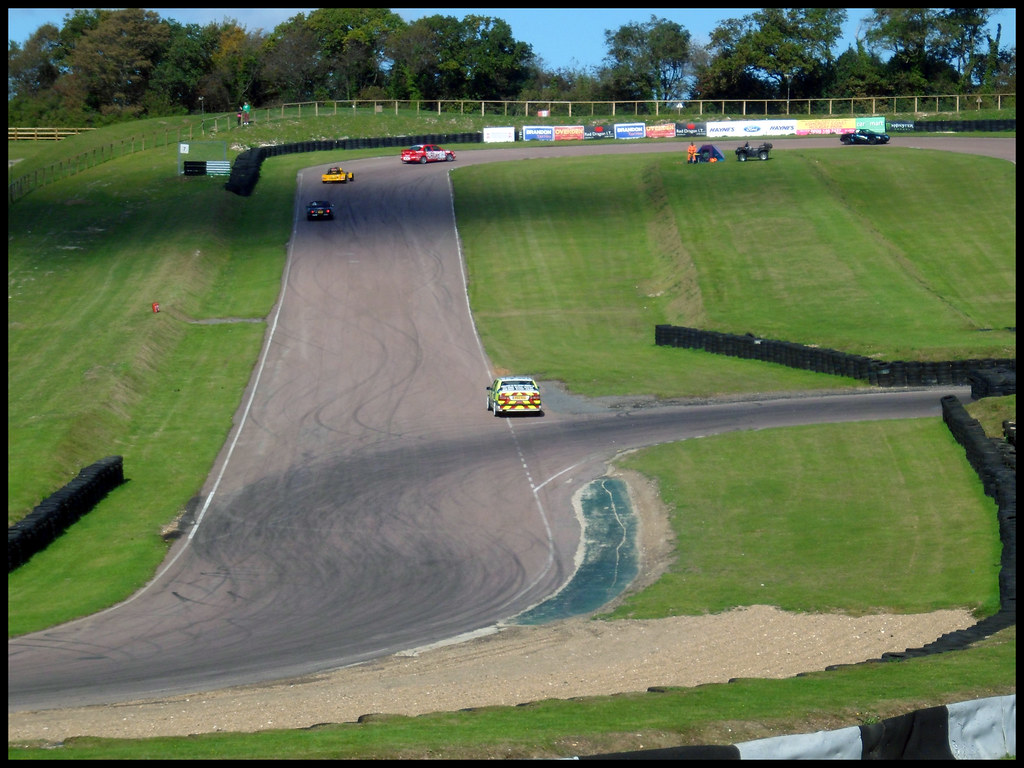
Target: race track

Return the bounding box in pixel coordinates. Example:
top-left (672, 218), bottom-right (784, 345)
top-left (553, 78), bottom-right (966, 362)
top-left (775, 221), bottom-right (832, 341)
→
top-left (8, 136), bottom-right (1010, 712)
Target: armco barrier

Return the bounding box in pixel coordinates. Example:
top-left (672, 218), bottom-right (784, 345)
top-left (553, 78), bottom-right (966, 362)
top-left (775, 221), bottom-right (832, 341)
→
top-left (8, 456), bottom-right (125, 572)
top-left (224, 131), bottom-right (483, 197)
top-left (655, 324), bottom-right (1016, 387)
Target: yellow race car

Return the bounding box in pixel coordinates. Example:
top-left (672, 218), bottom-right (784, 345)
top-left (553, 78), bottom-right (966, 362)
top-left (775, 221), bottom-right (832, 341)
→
top-left (321, 166), bottom-right (354, 183)
top-left (486, 376), bottom-right (543, 416)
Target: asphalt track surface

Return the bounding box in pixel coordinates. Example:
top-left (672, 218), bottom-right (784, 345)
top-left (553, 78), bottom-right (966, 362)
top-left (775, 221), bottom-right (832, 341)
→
top-left (8, 136), bottom-right (1013, 713)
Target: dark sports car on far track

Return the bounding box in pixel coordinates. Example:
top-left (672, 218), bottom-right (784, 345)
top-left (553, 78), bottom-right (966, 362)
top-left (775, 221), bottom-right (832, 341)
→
top-left (306, 200), bottom-right (335, 220)
top-left (840, 128), bottom-right (890, 145)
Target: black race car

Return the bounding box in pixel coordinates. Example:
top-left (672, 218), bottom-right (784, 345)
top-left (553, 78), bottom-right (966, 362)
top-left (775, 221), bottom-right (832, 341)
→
top-left (306, 200), bottom-right (335, 220)
top-left (840, 129), bottom-right (890, 145)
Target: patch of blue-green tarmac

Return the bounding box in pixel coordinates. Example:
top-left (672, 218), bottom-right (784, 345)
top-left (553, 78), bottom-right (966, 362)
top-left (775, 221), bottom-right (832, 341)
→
top-left (512, 477), bottom-right (639, 625)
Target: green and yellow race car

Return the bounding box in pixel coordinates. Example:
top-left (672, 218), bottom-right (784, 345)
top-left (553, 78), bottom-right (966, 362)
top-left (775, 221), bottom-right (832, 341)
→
top-left (486, 376), bottom-right (543, 416)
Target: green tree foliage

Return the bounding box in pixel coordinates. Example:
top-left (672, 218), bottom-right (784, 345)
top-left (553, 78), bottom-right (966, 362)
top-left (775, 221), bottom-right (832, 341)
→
top-left (696, 8), bottom-right (846, 100)
top-left (67, 8), bottom-right (171, 117)
top-left (932, 8), bottom-right (1003, 91)
top-left (384, 17), bottom-right (442, 100)
top-left (260, 15), bottom-right (328, 103)
top-left (460, 15), bottom-right (535, 99)
top-left (305, 8), bottom-right (406, 99)
top-left (8, 23), bottom-right (62, 98)
top-left (8, 10), bottom-right (106, 124)
top-left (602, 15), bottom-right (691, 101)
top-left (386, 14), bottom-right (533, 101)
top-left (205, 21), bottom-right (264, 111)
top-left (518, 63), bottom-right (605, 102)
top-left (982, 25), bottom-right (1016, 93)
top-left (5, 8), bottom-right (1016, 126)
top-left (829, 43), bottom-right (891, 98)
top-left (862, 8), bottom-right (959, 93)
top-left (146, 21), bottom-right (221, 115)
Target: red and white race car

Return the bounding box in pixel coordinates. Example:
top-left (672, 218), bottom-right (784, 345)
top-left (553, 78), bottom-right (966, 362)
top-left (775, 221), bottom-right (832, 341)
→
top-left (401, 144), bottom-right (457, 164)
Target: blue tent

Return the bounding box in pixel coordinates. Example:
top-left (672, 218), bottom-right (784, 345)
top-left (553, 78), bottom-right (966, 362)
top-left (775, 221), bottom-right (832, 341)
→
top-left (697, 144), bottom-right (726, 162)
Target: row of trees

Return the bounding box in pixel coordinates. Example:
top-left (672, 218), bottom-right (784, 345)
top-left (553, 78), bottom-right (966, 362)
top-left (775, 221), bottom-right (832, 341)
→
top-left (8, 8), bottom-right (1016, 127)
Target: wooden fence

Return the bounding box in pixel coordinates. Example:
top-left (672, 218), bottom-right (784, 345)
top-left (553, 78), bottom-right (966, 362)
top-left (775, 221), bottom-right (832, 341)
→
top-left (8, 127), bottom-right (97, 141)
top-left (8, 124), bottom-right (208, 203)
top-left (275, 93), bottom-right (1016, 119)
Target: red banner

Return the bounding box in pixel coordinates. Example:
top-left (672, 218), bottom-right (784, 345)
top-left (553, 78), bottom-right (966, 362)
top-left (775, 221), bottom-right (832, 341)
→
top-left (646, 123), bottom-right (677, 138)
top-left (553, 125), bottom-right (585, 141)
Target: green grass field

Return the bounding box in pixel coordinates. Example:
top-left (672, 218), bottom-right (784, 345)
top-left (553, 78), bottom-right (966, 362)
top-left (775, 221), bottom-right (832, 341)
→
top-left (458, 150), bottom-right (1014, 378)
top-left (7, 118), bottom-right (1015, 758)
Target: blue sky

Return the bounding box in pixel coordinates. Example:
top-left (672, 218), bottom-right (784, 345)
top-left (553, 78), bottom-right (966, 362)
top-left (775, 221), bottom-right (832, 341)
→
top-left (8, 7), bottom-right (1017, 73)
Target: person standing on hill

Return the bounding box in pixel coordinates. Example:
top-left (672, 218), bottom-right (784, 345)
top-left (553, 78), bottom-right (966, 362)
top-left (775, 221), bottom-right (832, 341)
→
top-left (242, 101), bottom-right (251, 125)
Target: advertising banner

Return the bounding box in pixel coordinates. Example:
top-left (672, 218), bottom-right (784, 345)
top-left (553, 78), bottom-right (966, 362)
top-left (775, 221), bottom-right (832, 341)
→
top-left (645, 123), bottom-right (677, 138)
top-left (855, 116), bottom-right (887, 132)
top-left (795, 118), bottom-right (855, 135)
top-left (759, 119), bottom-right (798, 136)
top-left (706, 119), bottom-right (798, 138)
top-left (521, 125), bottom-right (555, 141)
top-left (614, 122), bottom-right (647, 139)
top-left (584, 124), bottom-right (614, 139)
top-left (675, 121), bottom-right (706, 137)
top-left (483, 126), bottom-right (516, 143)
top-left (553, 125), bottom-right (585, 141)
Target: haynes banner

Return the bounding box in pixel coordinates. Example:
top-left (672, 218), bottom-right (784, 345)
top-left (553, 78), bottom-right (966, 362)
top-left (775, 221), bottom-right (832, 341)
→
top-left (707, 119), bottom-right (798, 138)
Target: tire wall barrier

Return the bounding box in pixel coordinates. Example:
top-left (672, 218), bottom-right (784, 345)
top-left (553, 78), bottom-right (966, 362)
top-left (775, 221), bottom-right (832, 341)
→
top-left (912, 118), bottom-right (1016, 132)
top-left (654, 324), bottom-right (1016, 387)
top-left (580, 363), bottom-right (1016, 760)
top-left (8, 456), bottom-right (125, 572)
top-left (224, 131), bottom-right (483, 197)
top-left (654, 325), bottom-right (1017, 660)
top-left (940, 395), bottom-right (1016, 615)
